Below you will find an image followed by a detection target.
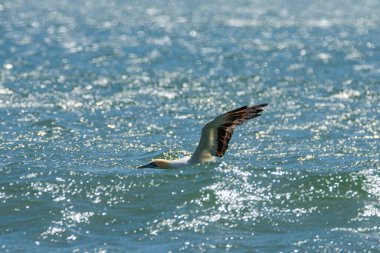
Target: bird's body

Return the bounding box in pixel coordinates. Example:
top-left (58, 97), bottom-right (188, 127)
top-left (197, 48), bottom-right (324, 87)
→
top-left (139, 103), bottom-right (267, 169)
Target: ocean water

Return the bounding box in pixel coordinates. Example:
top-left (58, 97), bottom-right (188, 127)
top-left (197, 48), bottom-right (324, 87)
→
top-left (1, 0), bottom-right (380, 252)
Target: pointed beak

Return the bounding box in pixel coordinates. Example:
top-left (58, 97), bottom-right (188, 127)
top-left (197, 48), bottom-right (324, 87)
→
top-left (138, 162), bottom-right (157, 169)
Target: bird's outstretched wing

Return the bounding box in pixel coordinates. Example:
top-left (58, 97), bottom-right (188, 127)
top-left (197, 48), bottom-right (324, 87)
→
top-left (190, 103), bottom-right (268, 163)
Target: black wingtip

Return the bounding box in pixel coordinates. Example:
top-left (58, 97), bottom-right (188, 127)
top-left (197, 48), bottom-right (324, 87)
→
top-left (227, 103), bottom-right (268, 115)
top-left (246, 103), bottom-right (268, 113)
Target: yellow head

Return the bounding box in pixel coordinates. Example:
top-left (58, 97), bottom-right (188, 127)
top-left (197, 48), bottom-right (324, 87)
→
top-left (138, 159), bottom-right (172, 169)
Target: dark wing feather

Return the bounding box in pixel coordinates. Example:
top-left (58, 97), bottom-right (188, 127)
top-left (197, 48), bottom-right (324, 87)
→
top-left (191, 103), bottom-right (268, 161)
top-left (215, 103), bottom-right (267, 156)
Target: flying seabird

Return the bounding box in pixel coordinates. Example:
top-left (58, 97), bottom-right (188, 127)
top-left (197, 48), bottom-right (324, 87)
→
top-left (138, 103), bottom-right (268, 169)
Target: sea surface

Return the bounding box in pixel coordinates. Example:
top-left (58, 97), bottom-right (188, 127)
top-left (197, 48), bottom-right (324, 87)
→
top-left (1, 0), bottom-right (380, 252)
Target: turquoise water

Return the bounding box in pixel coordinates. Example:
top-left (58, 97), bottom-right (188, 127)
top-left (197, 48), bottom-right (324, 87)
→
top-left (1, 0), bottom-right (380, 252)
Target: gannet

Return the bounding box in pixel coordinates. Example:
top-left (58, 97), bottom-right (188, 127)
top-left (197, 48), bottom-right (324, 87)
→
top-left (138, 103), bottom-right (268, 169)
